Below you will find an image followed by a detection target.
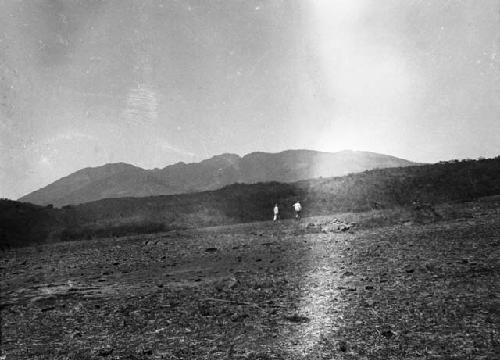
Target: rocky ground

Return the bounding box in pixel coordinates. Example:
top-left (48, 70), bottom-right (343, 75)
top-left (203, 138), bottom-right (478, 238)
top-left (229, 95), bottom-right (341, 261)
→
top-left (1, 201), bottom-right (499, 359)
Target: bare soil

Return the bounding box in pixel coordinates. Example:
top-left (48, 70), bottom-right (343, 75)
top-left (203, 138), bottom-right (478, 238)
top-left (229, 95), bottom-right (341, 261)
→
top-left (1, 202), bottom-right (499, 359)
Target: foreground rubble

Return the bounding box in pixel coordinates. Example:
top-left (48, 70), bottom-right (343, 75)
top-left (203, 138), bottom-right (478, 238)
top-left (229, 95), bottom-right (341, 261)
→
top-left (1, 203), bottom-right (499, 359)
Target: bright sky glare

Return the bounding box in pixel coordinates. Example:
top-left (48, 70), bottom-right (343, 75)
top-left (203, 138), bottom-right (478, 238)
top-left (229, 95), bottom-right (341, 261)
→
top-left (1, 0), bottom-right (499, 199)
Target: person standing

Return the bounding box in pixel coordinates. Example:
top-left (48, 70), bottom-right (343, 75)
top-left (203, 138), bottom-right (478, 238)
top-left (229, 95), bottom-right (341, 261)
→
top-left (273, 203), bottom-right (279, 221)
top-left (292, 201), bottom-right (302, 220)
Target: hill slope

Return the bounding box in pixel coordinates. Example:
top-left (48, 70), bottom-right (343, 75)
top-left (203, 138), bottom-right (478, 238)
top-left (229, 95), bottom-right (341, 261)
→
top-left (19, 150), bottom-right (415, 206)
top-left (4, 156), bottom-right (499, 248)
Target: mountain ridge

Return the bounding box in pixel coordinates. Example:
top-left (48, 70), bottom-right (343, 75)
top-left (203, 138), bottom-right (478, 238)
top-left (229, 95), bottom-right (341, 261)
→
top-left (19, 149), bottom-right (417, 207)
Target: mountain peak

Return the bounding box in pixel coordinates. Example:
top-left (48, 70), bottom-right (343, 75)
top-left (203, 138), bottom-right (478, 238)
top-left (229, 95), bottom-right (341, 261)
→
top-left (204, 153), bottom-right (241, 163)
top-left (211, 153), bottom-right (241, 160)
top-left (89, 162), bottom-right (143, 170)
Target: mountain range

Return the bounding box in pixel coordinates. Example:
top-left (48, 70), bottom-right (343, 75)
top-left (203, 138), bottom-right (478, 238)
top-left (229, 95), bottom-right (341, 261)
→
top-left (19, 149), bottom-right (416, 207)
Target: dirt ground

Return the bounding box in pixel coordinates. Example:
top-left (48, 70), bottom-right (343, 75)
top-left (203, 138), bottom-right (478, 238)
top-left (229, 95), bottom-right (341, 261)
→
top-left (1, 202), bottom-right (499, 359)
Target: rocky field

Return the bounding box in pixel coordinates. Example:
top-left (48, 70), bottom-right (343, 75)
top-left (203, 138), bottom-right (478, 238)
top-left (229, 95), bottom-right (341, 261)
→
top-left (1, 201), bottom-right (499, 359)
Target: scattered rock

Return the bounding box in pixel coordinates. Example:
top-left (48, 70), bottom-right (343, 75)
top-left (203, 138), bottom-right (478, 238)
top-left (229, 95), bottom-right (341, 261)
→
top-left (305, 218), bottom-right (356, 233)
top-left (96, 347), bottom-right (113, 357)
top-left (337, 340), bottom-right (348, 352)
top-left (231, 312), bottom-right (249, 322)
top-left (245, 351), bottom-right (276, 360)
top-left (69, 331), bottom-right (82, 339)
top-left (284, 314), bottom-right (310, 323)
top-left (365, 299), bottom-right (376, 307)
top-left (140, 348), bottom-right (153, 355)
top-left (40, 306), bottom-right (55, 312)
top-left (381, 329), bottom-right (393, 338)
top-left (214, 276), bottom-right (238, 291)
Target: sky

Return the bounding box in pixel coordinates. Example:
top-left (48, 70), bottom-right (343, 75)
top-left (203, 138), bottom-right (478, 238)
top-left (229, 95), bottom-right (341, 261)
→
top-left (1, 0), bottom-right (499, 200)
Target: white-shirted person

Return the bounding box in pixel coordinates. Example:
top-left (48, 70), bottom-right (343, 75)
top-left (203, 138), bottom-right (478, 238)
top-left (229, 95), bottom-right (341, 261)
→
top-left (292, 201), bottom-right (302, 220)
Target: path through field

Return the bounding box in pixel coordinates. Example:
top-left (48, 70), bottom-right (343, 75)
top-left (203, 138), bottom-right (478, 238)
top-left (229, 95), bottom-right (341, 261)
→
top-left (277, 230), bottom-right (345, 356)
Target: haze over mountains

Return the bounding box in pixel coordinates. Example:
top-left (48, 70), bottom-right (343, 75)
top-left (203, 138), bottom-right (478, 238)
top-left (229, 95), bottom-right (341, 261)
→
top-left (19, 150), bottom-right (416, 207)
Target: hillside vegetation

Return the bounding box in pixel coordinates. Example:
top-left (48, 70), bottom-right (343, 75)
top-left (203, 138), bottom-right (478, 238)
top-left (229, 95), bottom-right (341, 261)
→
top-left (2, 157), bottom-right (500, 248)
